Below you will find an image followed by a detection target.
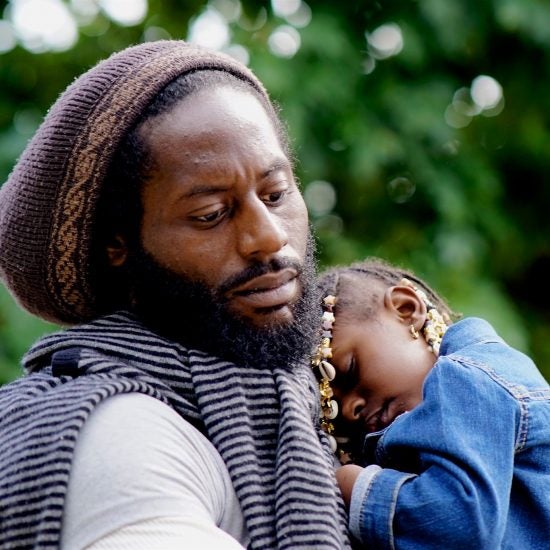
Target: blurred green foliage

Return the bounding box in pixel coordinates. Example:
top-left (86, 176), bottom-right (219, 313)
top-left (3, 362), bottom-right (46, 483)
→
top-left (0, 0), bottom-right (548, 383)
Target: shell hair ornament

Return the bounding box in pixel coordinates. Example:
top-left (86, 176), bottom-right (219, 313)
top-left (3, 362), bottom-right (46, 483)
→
top-left (311, 295), bottom-right (339, 454)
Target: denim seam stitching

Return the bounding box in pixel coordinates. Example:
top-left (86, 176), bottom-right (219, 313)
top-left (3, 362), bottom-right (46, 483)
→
top-left (358, 467), bottom-right (381, 542)
top-left (388, 474), bottom-right (416, 550)
top-left (451, 355), bottom-right (531, 450)
top-left (451, 355), bottom-right (542, 399)
top-left (515, 397), bottom-right (529, 451)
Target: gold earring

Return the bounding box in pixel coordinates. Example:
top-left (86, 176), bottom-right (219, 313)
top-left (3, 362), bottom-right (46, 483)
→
top-left (410, 324), bottom-right (419, 339)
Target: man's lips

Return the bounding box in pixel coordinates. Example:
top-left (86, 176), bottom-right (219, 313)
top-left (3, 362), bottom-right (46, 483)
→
top-left (227, 269), bottom-right (299, 309)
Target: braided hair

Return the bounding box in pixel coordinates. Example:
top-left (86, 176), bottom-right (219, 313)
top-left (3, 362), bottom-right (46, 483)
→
top-left (317, 257), bottom-right (457, 324)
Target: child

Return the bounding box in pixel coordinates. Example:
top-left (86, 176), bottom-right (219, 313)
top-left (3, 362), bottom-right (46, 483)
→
top-left (311, 258), bottom-right (550, 549)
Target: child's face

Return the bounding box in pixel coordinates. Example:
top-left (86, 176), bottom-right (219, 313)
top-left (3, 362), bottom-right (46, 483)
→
top-left (330, 303), bottom-right (436, 434)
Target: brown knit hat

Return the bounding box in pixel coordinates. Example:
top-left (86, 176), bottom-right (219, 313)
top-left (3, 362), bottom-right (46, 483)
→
top-left (0, 40), bottom-right (270, 325)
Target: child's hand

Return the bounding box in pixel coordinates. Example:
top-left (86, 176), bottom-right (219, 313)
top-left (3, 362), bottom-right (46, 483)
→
top-left (335, 464), bottom-right (363, 508)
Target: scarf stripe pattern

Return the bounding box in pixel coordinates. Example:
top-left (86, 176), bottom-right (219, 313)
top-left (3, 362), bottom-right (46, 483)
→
top-left (0, 312), bottom-right (350, 549)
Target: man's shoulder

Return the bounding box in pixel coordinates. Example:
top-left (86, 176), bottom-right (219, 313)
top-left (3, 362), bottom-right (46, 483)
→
top-left (62, 393), bottom-right (246, 548)
top-left (71, 392), bottom-right (220, 469)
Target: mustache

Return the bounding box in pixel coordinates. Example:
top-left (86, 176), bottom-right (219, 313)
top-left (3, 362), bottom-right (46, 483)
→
top-left (217, 256), bottom-right (303, 297)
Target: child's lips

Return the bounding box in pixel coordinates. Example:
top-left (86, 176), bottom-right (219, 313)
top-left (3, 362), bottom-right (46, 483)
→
top-left (364, 400), bottom-right (394, 432)
top-left (363, 408), bottom-right (383, 433)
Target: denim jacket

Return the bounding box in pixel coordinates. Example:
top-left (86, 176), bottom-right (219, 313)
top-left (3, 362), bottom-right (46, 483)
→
top-left (349, 317), bottom-right (550, 549)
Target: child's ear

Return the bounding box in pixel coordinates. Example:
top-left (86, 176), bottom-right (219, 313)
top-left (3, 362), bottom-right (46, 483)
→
top-left (383, 285), bottom-right (427, 328)
top-left (106, 234), bottom-right (128, 267)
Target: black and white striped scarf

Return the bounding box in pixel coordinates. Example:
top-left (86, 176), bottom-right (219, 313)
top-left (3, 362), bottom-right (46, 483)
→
top-left (0, 311), bottom-right (350, 549)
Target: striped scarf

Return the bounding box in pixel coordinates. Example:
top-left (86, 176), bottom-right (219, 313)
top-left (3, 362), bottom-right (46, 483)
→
top-left (0, 311), bottom-right (350, 549)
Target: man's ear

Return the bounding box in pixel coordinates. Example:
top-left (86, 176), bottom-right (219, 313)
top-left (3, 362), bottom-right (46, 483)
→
top-left (383, 285), bottom-right (427, 329)
top-left (105, 234), bottom-right (128, 267)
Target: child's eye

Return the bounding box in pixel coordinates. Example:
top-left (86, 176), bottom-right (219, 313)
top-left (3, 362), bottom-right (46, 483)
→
top-left (347, 356), bottom-right (356, 377)
top-left (336, 357), bottom-right (357, 392)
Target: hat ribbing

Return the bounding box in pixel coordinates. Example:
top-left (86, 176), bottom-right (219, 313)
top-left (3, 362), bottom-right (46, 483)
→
top-left (0, 41), bottom-right (269, 325)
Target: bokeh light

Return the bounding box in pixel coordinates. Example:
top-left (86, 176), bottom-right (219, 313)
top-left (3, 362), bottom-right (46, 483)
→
top-left (237, 6), bottom-right (267, 31)
top-left (5, 0), bottom-right (149, 53)
top-left (284, 2), bottom-right (311, 28)
top-left (210, 0), bottom-right (241, 23)
top-left (304, 180), bottom-right (337, 216)
top-left (13, 108), bottom-right (42, 136)
top-left (10, 0), bottom-right (78, 53)
top-left (314, 213), bottom-right (344, 235)
top-left (188, 6), bottom-right (230, 50)
top-left (387, 176), bottom-right (415, 204)
top-left (222, 43), bottom-right (249, 65)
top-left (70, 0), bottom-right (100, 25)
top-left (143, 25), bottom-right (171, 42)
top-left (0, 20), bottom-right (16, 53)
top-left (366, 23), bottom-right (403, 59)
top-left (362, 56), bottom-right (376, 75)
top-left (445, 76), bottom-right (505, 128)
top-left (98, 0), bottom-right (147, 26)
top-left (471, 75), bottom-right (503, 110)
top-left (271, 0), bottom-right (301, 18)
top-left (268, 24), bottom-right (301, 58)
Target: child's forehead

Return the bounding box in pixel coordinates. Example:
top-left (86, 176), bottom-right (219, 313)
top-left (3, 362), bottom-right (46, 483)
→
top-left (339, 271), bottom-right (388, 294)
top-left (335, 274), bottom-right (388, 320)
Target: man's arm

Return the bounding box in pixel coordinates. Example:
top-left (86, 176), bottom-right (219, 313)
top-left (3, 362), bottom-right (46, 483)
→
top-left (61, 393), bottom-right (248, 549)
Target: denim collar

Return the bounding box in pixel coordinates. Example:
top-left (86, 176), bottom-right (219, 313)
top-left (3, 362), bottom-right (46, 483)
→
top-left (439, 317), bottom-right (505, 357)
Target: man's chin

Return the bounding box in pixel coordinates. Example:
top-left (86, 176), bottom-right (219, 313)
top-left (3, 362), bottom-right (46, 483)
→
top-left (125, 233), bottom-right (319, 369)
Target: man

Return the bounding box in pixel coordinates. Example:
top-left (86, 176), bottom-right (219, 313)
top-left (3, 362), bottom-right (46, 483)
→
top-left (0, 42), bottom-right (350, 549)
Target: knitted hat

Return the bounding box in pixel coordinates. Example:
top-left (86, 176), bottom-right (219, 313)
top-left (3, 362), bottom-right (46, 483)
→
top-left (0, 41), bottom-right (269, 325)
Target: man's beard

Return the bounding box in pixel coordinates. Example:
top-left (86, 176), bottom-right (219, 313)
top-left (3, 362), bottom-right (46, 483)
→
top-left (124, 234), bottom-right (320, 370)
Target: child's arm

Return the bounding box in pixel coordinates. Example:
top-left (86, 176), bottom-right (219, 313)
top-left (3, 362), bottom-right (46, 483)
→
top-left (335, 464), bottom-right (363, 507)
top-left (342, 357), bottom-right (520, 549)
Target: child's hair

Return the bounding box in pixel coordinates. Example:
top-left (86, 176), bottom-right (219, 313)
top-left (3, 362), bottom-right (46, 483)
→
top-left (317, 257), bottom-right (457, 323)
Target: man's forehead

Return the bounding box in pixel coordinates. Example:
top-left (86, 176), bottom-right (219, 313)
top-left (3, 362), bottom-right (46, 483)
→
top-left (145, 85), bottom-right (270, 131)
top-left (142, 88), bottom-right (285, 175)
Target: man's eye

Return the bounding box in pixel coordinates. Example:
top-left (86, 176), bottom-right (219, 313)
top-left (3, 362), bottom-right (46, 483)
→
top-left (191, 208), bottom-right (228, 224)
top-left (261, 190), bottom-right (286, 205)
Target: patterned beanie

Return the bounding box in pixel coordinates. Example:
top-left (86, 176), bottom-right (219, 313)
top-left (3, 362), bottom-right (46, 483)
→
top-left (0, 40), bottom-right (269, 325)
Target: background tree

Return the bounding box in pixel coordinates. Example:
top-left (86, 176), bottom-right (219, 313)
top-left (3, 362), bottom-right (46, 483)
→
top-left (0, 0), bottom-right (548, 383)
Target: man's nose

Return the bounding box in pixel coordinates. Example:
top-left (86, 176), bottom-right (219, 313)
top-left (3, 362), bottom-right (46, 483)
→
top-left (237, 199), bottom-right (288, 260)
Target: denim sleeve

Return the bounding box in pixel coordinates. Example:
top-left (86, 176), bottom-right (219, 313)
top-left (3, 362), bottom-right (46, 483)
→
top-left (349, 465), bottom-right (415, 547)
top-left (350, 358), bottom-right (520, 549)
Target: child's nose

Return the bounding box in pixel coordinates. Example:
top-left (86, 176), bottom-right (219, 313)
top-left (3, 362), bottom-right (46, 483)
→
top-left (342, 393), bottom-right (366, 423)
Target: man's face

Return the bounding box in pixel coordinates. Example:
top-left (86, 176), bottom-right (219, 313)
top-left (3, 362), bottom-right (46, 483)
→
top-left (133, 85), bottom-right (310, 330)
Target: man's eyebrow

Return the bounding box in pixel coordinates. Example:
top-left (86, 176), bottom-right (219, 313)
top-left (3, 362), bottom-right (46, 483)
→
top-left (180, 184), bottom-right (229, 199)
top-left (179, 159), bottom-right (292, 200)
top-left (261, 158), bottom-right (292, 179)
